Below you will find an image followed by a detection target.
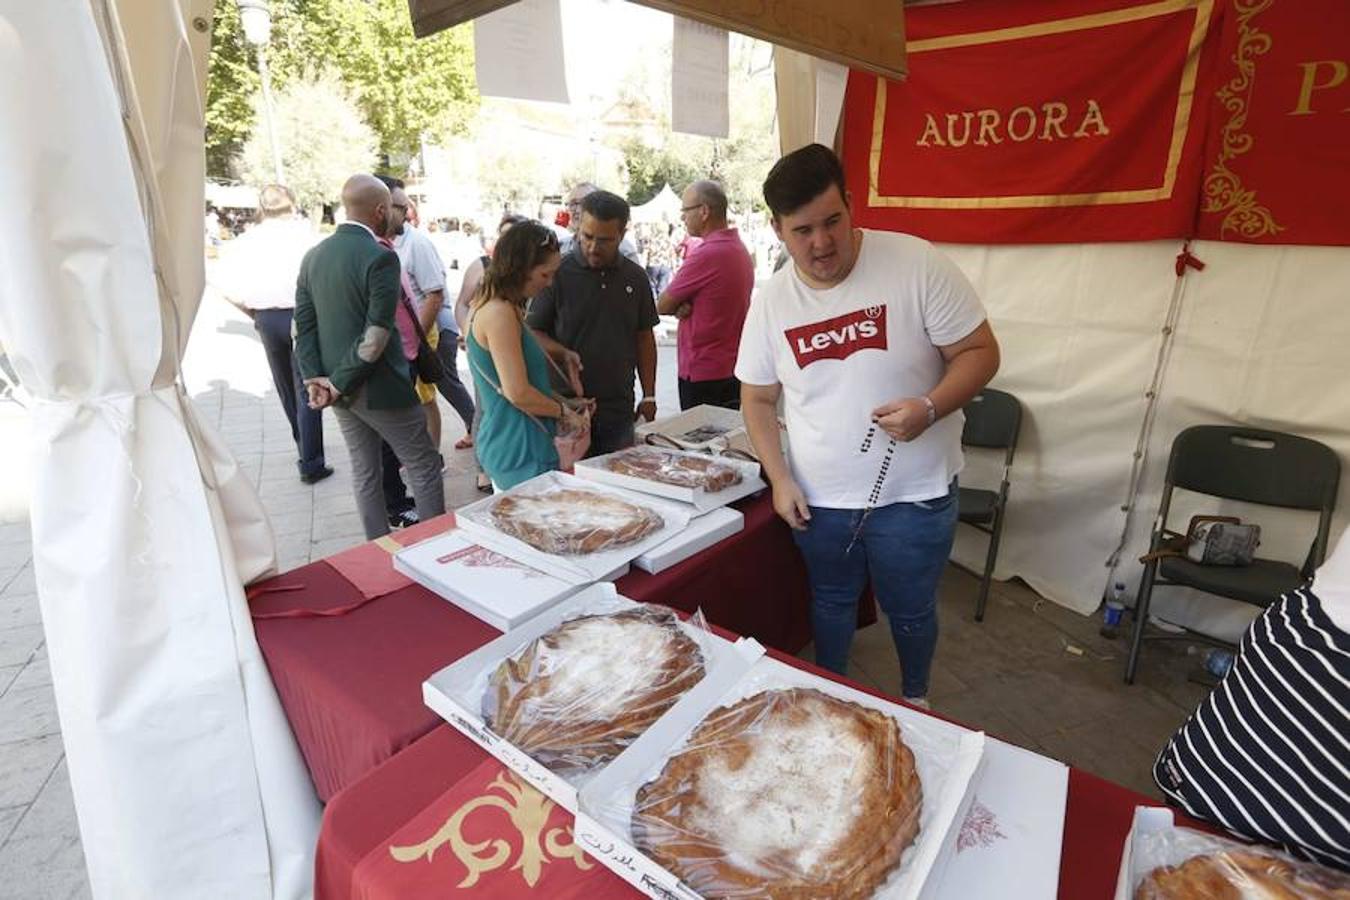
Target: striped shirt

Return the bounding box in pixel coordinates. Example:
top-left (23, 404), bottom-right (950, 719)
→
top-left (1153, 588), bottom-right (1350, 869)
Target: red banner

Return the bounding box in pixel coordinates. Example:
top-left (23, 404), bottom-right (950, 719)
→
top-left (1195, 0), bottom-right (1350, 244)
top-left (842, 0), bottom-right (1228, 243)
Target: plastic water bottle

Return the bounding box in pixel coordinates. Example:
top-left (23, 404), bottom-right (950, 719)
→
top-left (1203, 649), bottom-right (1235, 679)
top-left (1100, 582), bottom-right (1127, 639)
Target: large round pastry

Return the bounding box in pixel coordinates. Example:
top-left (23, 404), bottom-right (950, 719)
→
top-left (484, 607), bottom-right (705, 772)
top-left (490, 488), bottom-right (664, 555)
top-left (606, 448), bottom-right (743, 492)
top-left (1135, 850), bottom-right (1350, 899)
top-left (633, 687), bottom-right (923, 900)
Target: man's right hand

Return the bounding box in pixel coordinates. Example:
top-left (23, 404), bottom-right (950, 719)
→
top-left (561, 348), bottom-right (584, 393)
top-left (305, 377), bottom-right (339, 410)
top-left (772, 478), bottom-right (812, 531)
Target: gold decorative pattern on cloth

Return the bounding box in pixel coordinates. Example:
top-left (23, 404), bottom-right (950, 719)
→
top-left (388, 769), bottom-right (593, 889)
top-left (1201, 0), bottom-right (1283, 238)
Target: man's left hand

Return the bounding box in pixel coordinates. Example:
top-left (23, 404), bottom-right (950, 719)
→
top-left (635, 399), bottom-right (657, 422)
top-left (872, 397), bottom-right (931, 442)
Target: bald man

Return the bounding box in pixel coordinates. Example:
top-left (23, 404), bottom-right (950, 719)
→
top-left (294, 174), bottom-right (445, 539)
top-left (655, 180), bottom-right (754, 410)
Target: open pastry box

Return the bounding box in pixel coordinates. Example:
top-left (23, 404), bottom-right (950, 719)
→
top-left (422, 584), bottom-right (765, 814)
top-left (392, 528), bottom-right (627, 631)
top-left (574, 447), bottom-right (765, 515)
top-left (635, 404), bottom-right (749, 452)
top-left (575, 655), bottom-right (987, 900)
top-left (454, 471), bottom-right (693, 585)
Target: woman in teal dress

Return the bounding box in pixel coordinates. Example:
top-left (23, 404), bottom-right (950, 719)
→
top-left (466, 221), bottom-right (580, 490)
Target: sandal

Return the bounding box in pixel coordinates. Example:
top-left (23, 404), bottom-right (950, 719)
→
top-left (454, 435), bottom-right (474, 450)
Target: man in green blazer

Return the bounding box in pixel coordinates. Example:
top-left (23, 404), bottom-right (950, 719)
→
top-left (294, 174), bottom-right (445, 538)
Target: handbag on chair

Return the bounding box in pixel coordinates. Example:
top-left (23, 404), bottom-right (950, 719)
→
top-left (1140, 515), bottom-right (1261, 566)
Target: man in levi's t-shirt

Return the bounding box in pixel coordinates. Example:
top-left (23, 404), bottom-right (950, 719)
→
top-left (735, 144), bottom-right (1001, 704)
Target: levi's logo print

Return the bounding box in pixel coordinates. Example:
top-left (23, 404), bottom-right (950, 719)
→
top-left (785, 305), bottom-right (888, 368)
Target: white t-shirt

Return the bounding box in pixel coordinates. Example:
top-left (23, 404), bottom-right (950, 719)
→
top-left (735, 229), bottom-right (986, 508)
top-left (210, 217), bottom-right (317, 310)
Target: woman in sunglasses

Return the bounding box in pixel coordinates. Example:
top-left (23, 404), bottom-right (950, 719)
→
top-left (466, 220), bottom-right (581, 490)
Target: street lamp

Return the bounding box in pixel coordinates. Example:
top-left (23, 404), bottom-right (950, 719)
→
top-left (237, 0), bottom-right (284, 185)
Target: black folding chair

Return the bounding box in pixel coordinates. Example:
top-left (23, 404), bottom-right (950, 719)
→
top-left (1124, 426), bottom-right (1340, 683)
top-left (958, 388), bottom-right (1022, 622)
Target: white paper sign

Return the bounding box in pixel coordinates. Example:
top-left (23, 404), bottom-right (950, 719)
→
top-left (473, 0), bottom-right (569, 103)
top-left (814, 59), bottom-right (849, 146)
top-left (672, 17), bottom-right (728, 138)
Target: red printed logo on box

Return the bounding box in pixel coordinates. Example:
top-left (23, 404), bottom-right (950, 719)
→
top-left (785, 305), bottom-right (887, 368)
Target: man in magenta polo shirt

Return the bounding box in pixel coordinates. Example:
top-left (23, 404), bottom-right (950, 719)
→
top-left (656, 180), bottom-right (755, 410)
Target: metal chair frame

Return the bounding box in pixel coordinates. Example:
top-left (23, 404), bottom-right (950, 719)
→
top-left (957, 388), bottom-right (1022, 622)
top-left (1124, 425), bottom-right (1340, 683)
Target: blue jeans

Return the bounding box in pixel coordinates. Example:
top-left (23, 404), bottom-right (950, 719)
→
top-left (253, 308), bottom-right (325, 477)
top-left (792, 481), bottom-right (958, 699)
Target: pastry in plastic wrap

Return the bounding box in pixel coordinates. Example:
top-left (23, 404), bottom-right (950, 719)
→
top-left (632, 687), bottom-right (923, 900)
top-left (489, 487), bottom-right (664, 555)
top-left (483, 607), bottom-right (705, 772)
top-left (1134, 850), bottom-right (1350, 899)
top-left (606, 448), bottom-right (743, 492)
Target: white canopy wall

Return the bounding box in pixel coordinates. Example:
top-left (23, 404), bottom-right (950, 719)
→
top-left (945, 239), bottom-right (1350, 640)
top-left (0, 2), bottom-right (319, 897)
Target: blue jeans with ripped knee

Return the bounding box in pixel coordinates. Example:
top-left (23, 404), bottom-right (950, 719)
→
top-left (791, 481), bottom-right (958, 699)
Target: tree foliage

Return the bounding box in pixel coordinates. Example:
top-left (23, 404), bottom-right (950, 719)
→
top-left (207, 0), bottom-right (478, 180)
top-left (239, 71), bottom-right (377, 211)
top-left (621, 138), bottom-right (701, 207)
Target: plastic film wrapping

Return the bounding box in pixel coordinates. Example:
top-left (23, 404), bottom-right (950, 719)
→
top-left (485, 484), bottom-right (665, 555)
top-left (604, 448), bottom-right (745, 492)
top-left (1129, 822), bottom-right (1350, 899)
top-left (481, 602), bottom-right (710, 775)
top-left (590, 658), bottom-right (979, 899)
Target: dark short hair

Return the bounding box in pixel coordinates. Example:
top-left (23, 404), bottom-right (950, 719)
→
top-left (375, 174), bottom-right (405, 191)
top-left (580, 190), bottom-right (630, 228)
top-left (763, 143), bottom-right (847, 218)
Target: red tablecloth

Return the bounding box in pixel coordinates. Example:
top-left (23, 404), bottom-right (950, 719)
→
top-left (315, 699), bottom-right (1156, 900)
top-left (251, 494), bottom-right (873, 801)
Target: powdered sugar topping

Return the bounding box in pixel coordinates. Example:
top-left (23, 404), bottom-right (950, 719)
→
top-left (687, 705), bottom-right (871, 875)
top-left (529, 617), bottom-right (679, 719)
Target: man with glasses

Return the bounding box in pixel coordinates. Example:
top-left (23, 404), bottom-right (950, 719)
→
top-left (655, 180), bottom-right (754, 410)
top-left (561, 181), bottom-right (640, 264)
top-left (528, 190), bottom-right (660, 455)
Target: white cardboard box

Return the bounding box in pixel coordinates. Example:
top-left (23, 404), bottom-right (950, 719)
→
top-left (574, 449), bottom-right (765, 515)
top-left (576, 655), bottom-right (986, 900)
top-left (920, 737), bottom-right (1068, 900)
top-left (635, 404), bottom-right (749, 453)
top-left (392, 529), bottom-right (627, 631)
top-left (422, 583), bottom-right (764, 813)
top-left (633, 506), bottom-right (743, 574)
top-left (454, 471), bottom-right (692, 585)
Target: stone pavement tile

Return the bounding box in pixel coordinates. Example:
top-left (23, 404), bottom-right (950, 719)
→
top-left (1035, 719), bottom-right (1163, 799)
top-left (0, 522), bottom-right (32, 547)
top-left (312, 491), bottom-right (359, 519)
top-left (0, 761), bottom-right (91, 900)
top-left (310, 536), bottom-right (364, 560)
top-left (0, 591), bottom-right (40, 629)
top-left (0, 666), bottom-right (19, 695)
top-left (0, 804), bottom-right (24, 846)
top-left (0, 543), bottom-right (30, 571)
top-left (0, 734), bottom-right (63, 808)
top-left (266, 509), bottom-right (312, 539)
top-left (929, 689), bottom-right (1045, 754)
top-left (0, 625), bottom-right (43, 669)
top-left (2, 567), bottom-right (35, 597)
top-left (311, 512), bottom-right (364, 544)
top-left (8, 653), bottom-right (52, 693)
top-left (0, 683), bottom-right (61, 744)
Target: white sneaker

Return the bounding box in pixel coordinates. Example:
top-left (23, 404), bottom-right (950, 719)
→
top-left (905, 696), bottom-right (930, 710)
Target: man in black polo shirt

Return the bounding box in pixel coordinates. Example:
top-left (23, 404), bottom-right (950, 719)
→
top-left (528, 190), bottom-right (659, 456)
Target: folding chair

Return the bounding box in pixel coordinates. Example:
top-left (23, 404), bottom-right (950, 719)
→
top-left (958, 388), bottom-right (1022, 622)
top-left (1124, 425), bottom-right (1340, 683)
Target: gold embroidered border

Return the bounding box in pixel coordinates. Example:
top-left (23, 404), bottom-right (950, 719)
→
top-left (1201, 0), bottom-right (1282, 237)
top-left (868, 0), bottom-right (1213, 209)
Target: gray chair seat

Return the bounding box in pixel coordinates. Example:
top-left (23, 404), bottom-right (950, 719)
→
top-left (958, 487), bottom-right (998, 526)
top-left (1158, 556), bottom-right (1304, 607)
